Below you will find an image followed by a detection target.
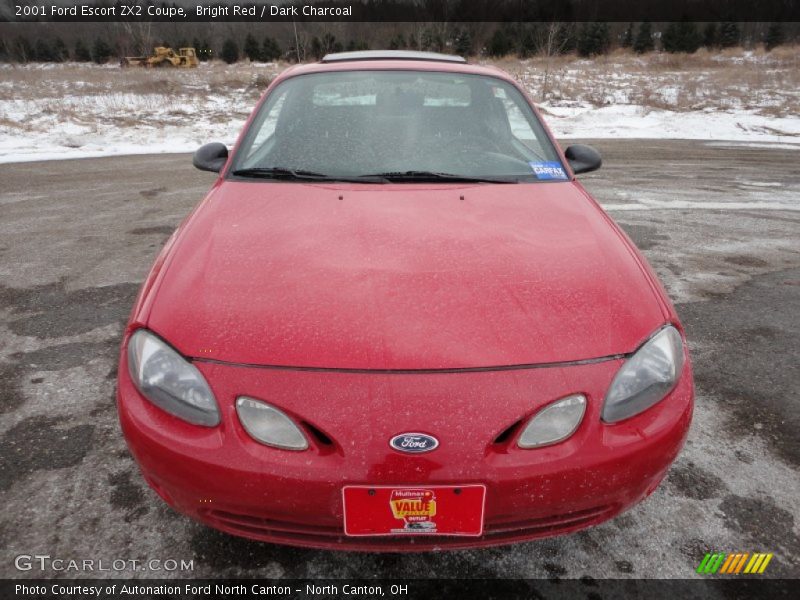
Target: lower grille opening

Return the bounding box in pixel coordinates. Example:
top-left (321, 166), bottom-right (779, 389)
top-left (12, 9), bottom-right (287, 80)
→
top-left (485, 505), bottom-right (613, 537)
top-left (204, 504), bottom-right (615, 548)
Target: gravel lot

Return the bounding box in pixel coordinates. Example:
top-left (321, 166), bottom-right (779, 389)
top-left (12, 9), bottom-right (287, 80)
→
top-left (0, 140), bottom-right (798, 581)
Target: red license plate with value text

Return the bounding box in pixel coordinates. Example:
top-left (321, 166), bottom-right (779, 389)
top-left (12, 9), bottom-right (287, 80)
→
top-left (342, 485), bottom-right (486, 536)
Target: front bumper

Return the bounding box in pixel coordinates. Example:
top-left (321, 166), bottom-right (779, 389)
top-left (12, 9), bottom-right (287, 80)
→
top-left (117, 351), bottom-right (693, 551)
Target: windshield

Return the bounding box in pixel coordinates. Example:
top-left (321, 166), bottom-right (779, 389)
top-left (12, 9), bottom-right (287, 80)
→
top-left (229, 70), bottom-right (567, 183)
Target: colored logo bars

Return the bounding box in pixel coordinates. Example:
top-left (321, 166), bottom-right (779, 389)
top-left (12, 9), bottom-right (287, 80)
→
top-left (697, 552), bottom-right (774, 574)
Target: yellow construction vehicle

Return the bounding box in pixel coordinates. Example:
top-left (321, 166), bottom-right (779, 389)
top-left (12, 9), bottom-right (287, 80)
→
top-left (122, 47), bottom-right (199, 68)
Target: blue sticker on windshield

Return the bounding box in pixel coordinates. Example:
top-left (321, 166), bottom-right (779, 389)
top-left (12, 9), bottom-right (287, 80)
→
top-left (529, 161), bottom-right (568, 180)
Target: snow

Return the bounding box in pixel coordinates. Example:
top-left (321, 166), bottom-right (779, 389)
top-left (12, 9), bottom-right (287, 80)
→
top-left (0, 126), bottom-right (243, 164)
top-left (3, 101), bottom-right (796, 165)
top-left (544, 104), bottom-right (800, 144)
top-left (604, 200), bottom-right (800, 211)
top-left (0, 61), bottom-right (267, 164)
top-left (704, 141), bottom-right (800, 150)
top-left (1, 56), bottom-right (798, 164)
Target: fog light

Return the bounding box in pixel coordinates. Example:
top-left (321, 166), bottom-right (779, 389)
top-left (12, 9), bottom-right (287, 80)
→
top-left (517, 394), bottom-right (586, 448)
top-left (236, 397), bottom-right (308, 451)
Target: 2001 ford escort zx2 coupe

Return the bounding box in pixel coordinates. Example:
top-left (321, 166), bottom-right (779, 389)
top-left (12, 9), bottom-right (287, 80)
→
top-left (118, 51), bottom-right (693, 550)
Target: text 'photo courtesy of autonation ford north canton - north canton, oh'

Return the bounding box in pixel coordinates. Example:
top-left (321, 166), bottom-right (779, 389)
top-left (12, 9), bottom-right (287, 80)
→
top-left (0, 1), bottom-right (798, 599)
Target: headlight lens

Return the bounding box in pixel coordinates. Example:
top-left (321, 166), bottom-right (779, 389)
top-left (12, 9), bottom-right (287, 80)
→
top-left (518, 394), bottom-right (586, 448)
top-left (602, 325), bottom-right (685, 423)
top-left (236, 397), bottom-right (308, 451)
top-left (127, 329), bottom-right (220, 426)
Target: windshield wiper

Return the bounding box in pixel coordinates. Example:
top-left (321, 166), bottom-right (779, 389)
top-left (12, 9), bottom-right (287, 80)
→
top-left (231, 167), bottom-right (387, 183)
top-left (232, 167), bottom-right (517, 184)
top-left (359, 170), bottom-right (519, 183)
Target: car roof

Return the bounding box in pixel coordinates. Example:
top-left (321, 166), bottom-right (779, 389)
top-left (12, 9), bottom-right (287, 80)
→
top-left (321, 50), bottom-right (466, 64)
top-left (275, 53), bottom-right (514, 85)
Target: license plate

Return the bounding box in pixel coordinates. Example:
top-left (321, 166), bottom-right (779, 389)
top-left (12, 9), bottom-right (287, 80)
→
top-left (342, 485), bottom-right (486, 536)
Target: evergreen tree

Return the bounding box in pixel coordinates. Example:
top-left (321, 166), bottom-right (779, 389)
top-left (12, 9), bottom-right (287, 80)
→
top-left (244, 33), bottom-right (261, 61)
top-left (487, 28), bottom-right (513, 57)
top-left (197, 39), bottom-right (212, 61)
top-left (662, 23), bottom-right (678, 51)
top-left (682, 21), bottom-right (702, 53)
top-left (346, 39), bottom-right (369, 52)
top-left (322, 32), bottom-right (343, 54)
top-left (702, 23), bottom-right (718, 48)
top-left (91, 38), bottom-right (113, 64)
top-left (221, 38), bottom-right (239, 64)
top-left (633, 22), bottom-right (655, 54)
top-left (517, 24), bottom-right (539, 58)
top-left (557, 23), bottom-right (577, 54)
top-left (389, 33), bottom-right (407, 50)
top-left (577, 23), bottom-right (610, 57)
top-left (53, 38), bottom-right (69, 62)
top-left (310, 37), bottom-right (323, 59)
top-left (420, 27), bottom-right (443, 52)
top-left (262, 36), bottom-right (281, 61)
top-left (74, 40), bottom-right (91, 62)
top-left (622, 23), bottom-right (634, 48)
top-left (454, 29), bottom-right (473, 57)
top-left (765, 23), bottom-right (785, 51)
top-left (308, 32), bottom-right (342, 59)
top-left (495, 23), bottom-right (517, 55)
top-left (285, 43), bottom-right (301, 63)
top-left (35, 39), bottom-right (55, 62)
top-left (420, 28), bottom-right (433, 51)
top-left (13, 37), bottom-right (34, 62)
top-left (662, 21), bottom-right (701, 53)
top-left (718, 22), bottom-right (740, 48)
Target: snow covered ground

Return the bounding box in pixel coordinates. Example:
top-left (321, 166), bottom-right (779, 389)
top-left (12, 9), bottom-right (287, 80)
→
top-left (1, 48), bottom-right (798, 164)
top-left (541, 103), bottom-right (800, 144)
top-left (0, 61), bottom-right (275, 164)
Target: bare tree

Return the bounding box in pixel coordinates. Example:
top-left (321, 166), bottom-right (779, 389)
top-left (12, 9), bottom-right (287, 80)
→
top-left (116, 19), bottom-right (152, 57)
top-left (292, 19), bottom-right (303, 62)
top-left (537, 23), bottom-right (569, 100)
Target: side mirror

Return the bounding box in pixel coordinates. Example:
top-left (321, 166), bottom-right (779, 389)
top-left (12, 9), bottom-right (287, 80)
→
top-left (193, 142), bottom-right (228, 173)
top-left (564, 144), bottom-right (602, 175)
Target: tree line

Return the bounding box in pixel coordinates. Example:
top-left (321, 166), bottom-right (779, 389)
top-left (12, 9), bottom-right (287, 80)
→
top-left (0, 22), bottom-right (792, 64)
top-left (485, 22), bottom-right (788, 58)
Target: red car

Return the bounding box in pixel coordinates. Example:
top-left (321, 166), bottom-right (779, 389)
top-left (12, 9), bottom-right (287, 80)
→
top-left (118, 51), bottom-right (693, 550)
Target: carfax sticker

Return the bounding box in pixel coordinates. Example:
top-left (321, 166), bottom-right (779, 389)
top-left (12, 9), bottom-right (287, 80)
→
top-left (529, 161), bottom-right (568, 180)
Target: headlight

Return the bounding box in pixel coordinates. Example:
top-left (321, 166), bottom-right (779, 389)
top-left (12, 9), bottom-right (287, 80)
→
top-left (236, 397), bottom-right (308, 451)
top-left (602, 325), bottom-right (685, 423)
top-left (518, 394), bottom-right (586, 448)
top-left (127, 329), bottom-right (220, 426)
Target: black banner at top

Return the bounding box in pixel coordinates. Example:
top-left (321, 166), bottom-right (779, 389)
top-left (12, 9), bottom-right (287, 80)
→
top-left (3, 0), bottom-right (800, 23)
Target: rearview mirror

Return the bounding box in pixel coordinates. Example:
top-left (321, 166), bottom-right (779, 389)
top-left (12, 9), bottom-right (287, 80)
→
top-left (193, 143), bottom-right (228, 173)
top-left (564, 144), bottom-right (602, 175)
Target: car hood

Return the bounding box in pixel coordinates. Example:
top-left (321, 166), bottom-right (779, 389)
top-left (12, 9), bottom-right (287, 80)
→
top-left (146, 181), bottom-right (665, 370)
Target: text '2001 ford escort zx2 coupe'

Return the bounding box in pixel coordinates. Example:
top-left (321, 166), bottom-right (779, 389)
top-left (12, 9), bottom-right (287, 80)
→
top-left (117, 51), bottom-right (693, 550)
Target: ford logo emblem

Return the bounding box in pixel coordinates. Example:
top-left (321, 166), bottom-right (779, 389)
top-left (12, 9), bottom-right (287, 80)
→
top-left (389, 433), bottom-right (439, 454)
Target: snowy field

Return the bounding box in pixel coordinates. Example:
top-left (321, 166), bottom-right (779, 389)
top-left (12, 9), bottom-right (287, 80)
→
top-left (1, 47), bottom-right (798, 163)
